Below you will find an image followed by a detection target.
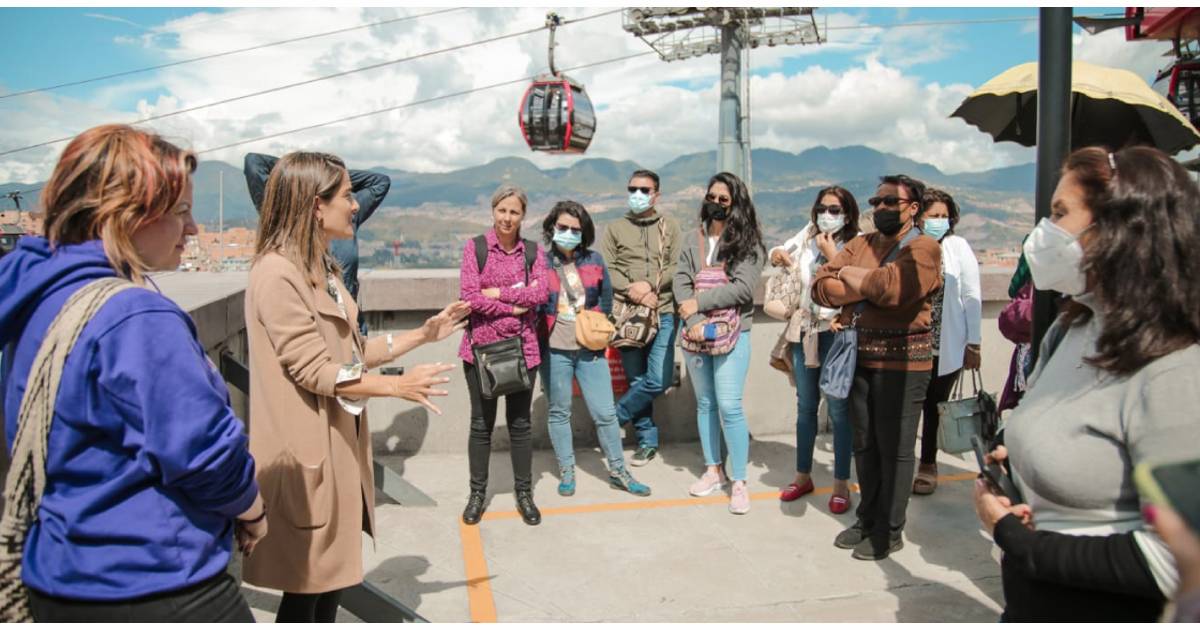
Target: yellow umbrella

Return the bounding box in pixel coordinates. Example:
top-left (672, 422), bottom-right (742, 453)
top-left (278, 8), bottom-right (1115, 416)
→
top-left (951, 60), bottom-right (1200, 154)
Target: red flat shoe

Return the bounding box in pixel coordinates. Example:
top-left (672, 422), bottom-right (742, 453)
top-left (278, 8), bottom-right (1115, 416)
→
top-left (829, 493), bottom-right (851, 514)
top-left (780, 479), bottom-right (815, 502)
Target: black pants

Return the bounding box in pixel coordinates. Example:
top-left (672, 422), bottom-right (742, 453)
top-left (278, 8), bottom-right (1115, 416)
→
top-left (277, 589), bottom-right (344, 623)
top-left (918, 356), bottom-right (962, 465)
top-left (464, 361), bottom-right (536, 493)
top-left (28, 571), bottom-right (253, 622)
top-left (849, 366), bottom-right (931, 538)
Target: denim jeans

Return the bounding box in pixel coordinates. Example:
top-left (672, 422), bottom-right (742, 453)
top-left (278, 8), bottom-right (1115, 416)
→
top-left (685, 330), bottom-right (751, 481)
top-left (540, 348), bottom-right (627, 472)
top-left (791, 331), bottom-right (853, 480)
top-left (616, 313), bottom-right (678, 449)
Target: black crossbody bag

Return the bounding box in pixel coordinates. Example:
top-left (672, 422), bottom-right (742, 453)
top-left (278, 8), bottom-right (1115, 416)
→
top-left (469, 235), bottom-right (537, 398)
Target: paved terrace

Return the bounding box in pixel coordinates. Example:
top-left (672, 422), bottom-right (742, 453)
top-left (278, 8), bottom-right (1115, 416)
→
top-left (157, 267), bottom-right (1016, 621)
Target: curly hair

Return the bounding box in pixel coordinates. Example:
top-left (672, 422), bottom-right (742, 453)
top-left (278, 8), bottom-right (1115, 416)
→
top-left (1061, 145), bottom-right (1200, 375)
top-left (919, 188), bottom-right (960, 234)
top-left (541, 199), bottom-right (595, 255)
top-left (701, 171), bottom-right (765, 270)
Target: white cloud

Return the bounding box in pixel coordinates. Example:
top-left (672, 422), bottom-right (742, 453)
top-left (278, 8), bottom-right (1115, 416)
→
top-left (0, 6), bottom-right (1037, 183)
top-left (1073, 28), bottom-right (1173, 84)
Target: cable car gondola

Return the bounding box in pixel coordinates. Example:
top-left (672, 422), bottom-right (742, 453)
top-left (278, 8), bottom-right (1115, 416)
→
top-left (519, 12), bottom-right (596, 153)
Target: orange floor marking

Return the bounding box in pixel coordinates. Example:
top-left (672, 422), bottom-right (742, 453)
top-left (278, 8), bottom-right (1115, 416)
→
top-left (458, 472), bottom-right (978, 622)
top-left (458, 521), bottom-right (497, 623)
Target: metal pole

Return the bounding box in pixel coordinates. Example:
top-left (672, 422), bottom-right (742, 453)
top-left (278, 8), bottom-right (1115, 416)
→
top-left (1031, 7), bottom-right (1073, 360)
top-left (218, 170), bottom-right (224, 271)
top-left (718, 21), bottom-right (745, 180)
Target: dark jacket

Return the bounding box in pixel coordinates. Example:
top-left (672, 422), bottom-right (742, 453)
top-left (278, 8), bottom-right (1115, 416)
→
top-left (242, 153), bottom-right (391, 303)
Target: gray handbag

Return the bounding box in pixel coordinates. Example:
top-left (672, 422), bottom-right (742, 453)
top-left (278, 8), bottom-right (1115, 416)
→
top-left (819, 229), bottom-right (920, 399)
top-left (937, 369), bottom-right (999, 454)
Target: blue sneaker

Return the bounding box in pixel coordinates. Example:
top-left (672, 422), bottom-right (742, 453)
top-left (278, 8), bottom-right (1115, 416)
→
top-left (609, 467), bottom-right (651, 497)
top-left (558, 466), bottom-right (576, 496)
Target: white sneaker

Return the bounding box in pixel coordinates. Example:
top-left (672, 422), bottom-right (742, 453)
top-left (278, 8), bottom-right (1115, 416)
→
top-left (688, 470), bottom-right (726, 497)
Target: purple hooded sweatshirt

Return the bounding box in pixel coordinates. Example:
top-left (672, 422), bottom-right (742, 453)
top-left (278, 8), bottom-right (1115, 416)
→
top-left (0, 237), bottom-right (258, 600)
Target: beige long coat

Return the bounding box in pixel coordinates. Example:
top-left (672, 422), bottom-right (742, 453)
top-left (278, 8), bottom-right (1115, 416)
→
top-left (242, 252), bottom-right (390, 593)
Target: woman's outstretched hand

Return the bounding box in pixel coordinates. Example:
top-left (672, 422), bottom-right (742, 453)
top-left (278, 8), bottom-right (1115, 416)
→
top-left (421, 301), bottom-right (471, 343)
top-left (392, 362), bottom-right (456, 414)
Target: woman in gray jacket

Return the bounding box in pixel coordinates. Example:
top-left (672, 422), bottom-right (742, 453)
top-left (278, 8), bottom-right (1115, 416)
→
top-left (674, 172), bottom-right (766, 515)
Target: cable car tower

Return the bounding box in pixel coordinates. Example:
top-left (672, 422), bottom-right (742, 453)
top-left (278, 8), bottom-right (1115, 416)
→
top-left (623, 8), bottom-right (824, 187)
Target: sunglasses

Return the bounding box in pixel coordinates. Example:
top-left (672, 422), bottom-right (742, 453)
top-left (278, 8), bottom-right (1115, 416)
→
top-left (814, 204), bottom-right (844, 216)
top-left (705, 193), bottom-right (732, 205)
top-left (868, 195), bottom-right (913, 208)
top-left (554, 224), bottom-right (582, 235)
top-left (628, 186), bottom-right (655, 195)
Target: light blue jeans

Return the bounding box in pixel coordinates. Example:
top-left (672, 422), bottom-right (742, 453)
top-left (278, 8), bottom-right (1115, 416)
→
top-left (616, 313), bottom-right (678, 449)
top-left (684, 331), bottom-right (752, 481)
top-left (792, 331), bottom-right (853, 480)
top-left (540, 348), bottom-right (627, 472)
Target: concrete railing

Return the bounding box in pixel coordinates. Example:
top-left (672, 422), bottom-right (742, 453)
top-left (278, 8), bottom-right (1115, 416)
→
top-left (157, 267), bottom-right (1021, 458)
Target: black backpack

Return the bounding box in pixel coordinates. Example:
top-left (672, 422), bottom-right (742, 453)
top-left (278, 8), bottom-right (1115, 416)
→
top-left (473, 235), bottom-right (538, 280)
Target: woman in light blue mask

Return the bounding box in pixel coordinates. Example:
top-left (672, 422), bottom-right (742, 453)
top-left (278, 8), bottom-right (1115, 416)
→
top-left (536, 201), bottom-right (651, 498)
top-left (911, 188), bottom-right (981, 496)
top-left (767, 186), bottom-right (861, 513)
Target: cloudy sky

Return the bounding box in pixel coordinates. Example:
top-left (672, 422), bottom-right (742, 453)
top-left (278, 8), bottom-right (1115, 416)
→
top-left (0, 5), bottom-right (1176, 186)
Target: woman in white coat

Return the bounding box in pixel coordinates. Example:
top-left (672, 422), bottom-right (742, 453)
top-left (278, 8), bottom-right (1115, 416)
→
top-left (912, 188), bottom-right (981, 495)
top-left (768, 186), bottom-right (860, 513)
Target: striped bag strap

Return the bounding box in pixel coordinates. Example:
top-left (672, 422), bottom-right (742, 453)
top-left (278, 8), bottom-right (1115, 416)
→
top-left (0, 277), bottom-right (135, 622)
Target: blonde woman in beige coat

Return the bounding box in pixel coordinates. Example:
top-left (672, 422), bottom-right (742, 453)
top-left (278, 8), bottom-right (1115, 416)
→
top-left (242, 152), bottom-right (468, 622)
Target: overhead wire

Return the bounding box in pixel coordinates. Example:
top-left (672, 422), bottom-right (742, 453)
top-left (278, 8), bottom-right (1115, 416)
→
top-left (0, 8), bottom-right (624, 157)
top-left (2, 48), bottom-right (654, 199)
top-left (0, 7), bottom-right (466, 101)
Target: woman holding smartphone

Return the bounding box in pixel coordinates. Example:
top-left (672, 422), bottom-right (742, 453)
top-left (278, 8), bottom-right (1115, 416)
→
top-left (972, 146), bottom-right (1200, 622)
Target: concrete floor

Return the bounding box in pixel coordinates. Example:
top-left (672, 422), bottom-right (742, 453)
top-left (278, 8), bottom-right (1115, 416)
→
top-left (239, 432), bottom-right (1005, 622)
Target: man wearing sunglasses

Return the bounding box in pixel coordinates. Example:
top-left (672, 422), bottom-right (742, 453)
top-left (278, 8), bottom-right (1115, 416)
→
top-left (599, 169), bottom-right (682, 466)
top-left (811, 174), bottom-right (943, 561)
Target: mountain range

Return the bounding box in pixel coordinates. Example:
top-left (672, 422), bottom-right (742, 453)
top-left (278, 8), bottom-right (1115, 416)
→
top-left (0, 145), bottom-right (1036, 254)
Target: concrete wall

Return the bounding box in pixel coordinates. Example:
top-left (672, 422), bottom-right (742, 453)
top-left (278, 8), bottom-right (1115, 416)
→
top-left (153, 267), bottom-right (1019, 457)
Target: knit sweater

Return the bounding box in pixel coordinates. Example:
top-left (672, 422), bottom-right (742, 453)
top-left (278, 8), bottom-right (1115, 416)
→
top-left (811, 224), bottom-right (942, 371)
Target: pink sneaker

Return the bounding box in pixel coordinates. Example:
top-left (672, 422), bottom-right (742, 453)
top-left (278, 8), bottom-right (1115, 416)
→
top-left (688, 470), bottom-right (725, 497)
top-left (729, 480), bottom-right (750, 514)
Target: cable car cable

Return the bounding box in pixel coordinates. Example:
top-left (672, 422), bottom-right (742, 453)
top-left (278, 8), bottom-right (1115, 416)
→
top-left (0, 7), bottom-right (466, 101)
top-left (0, 8), bottom-right (624, 157)
top-left (0, 47), bottom-right (653, 201)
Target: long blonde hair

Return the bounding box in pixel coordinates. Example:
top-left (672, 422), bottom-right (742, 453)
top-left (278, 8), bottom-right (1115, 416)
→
top-left (253, 151), bottom-right (347, 286)
top-left (40, 124), bottom-right (196, 283)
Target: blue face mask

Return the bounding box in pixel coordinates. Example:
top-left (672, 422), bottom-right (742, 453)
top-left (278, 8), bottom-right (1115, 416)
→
top-left (628, 191), bottom-right (652, 213)
top-left (922, 217), bottom-right (950, 240)
top-left (553, 229), bottom-right (582, 251)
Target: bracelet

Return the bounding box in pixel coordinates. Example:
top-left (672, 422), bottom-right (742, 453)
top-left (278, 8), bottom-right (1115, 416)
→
top-left (386, 333), bottom-right (395, 356)
top-left (238, 506), bottom-right (268, 525)
top-left (836, 268), bottom-right (845, 281)
top-left (966, 345), bottom-right (981, 353)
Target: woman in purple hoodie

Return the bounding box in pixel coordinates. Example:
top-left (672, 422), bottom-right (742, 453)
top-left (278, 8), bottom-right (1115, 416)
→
top-left (0, 125), bottom-right (262, 621)
top-left (458, 185), bottom-right (549, 526)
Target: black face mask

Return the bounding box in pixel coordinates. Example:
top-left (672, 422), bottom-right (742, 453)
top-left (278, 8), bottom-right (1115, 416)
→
top-left (703, 201), bottom-right (729, 222)
top-left (873, 208), bottom-right (904, 236)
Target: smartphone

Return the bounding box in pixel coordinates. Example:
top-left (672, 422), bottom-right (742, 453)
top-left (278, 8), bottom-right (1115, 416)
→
top-left (971, 435), bottom-right (1021, 502)
top-left (1135, 457), bottom-right (1200, 532)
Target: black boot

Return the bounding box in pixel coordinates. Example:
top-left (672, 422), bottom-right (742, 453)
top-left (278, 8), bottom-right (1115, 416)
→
top-left (515, 490), bottom-right (541, 526)
top-left (462, 491), bottom-right (486, 525)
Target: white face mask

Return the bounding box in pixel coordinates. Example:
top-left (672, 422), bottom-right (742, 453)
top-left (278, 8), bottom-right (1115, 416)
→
top-left (1023, 217), bottom-right (1090, 296)
top-left (816, 212), bottom-right (845, 234)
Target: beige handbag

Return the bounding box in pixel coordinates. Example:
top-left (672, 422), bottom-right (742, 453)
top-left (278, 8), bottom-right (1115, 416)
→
top-left (555, 264), bottom-right (614, 351)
